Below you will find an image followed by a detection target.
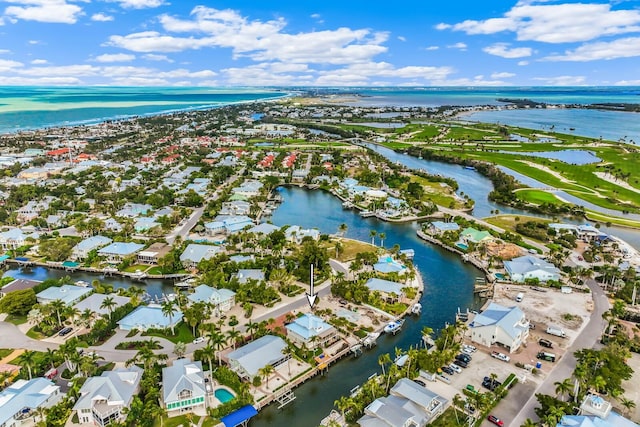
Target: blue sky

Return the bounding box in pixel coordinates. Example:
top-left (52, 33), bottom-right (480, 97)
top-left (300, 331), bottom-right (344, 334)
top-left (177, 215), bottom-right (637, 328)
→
top-left (1, 0), bottom-right (640, 86)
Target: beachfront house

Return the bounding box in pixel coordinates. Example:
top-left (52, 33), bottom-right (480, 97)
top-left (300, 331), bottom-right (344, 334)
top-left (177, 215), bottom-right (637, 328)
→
top-left (285, 313), bottom-right (340, 350)
top-left (73, 366), bottom-right (143, 427)
top-left (374, 256), bottom-right (407, 275)
top-left (36, 284), bottom-right (93, 306)
top-left (227, 335), bottom-right (288, 381)
top-left (550, 223), bottom-right (607, 243)
top-left (427, 221), bottom-right (460, 235)
top-left (460, 227), bottom-right (493, 244)
top-left (137, 242), bottom-right (171, 265)
top-left (503, 255), bottom-right (561, 283)
top-left (187, 285), bottom-right (236, 313)
top-left (468, 302), bottom-right (530, 353)
top-left (365, 278), bottom-right (405, 301)
top-left (73, 293), bottom-right (130, 317)
top-left (0, 378), bottom-right (63, 427)
top-left (162, 359), bottom-right (207, 414)
top-left (180, 244), bottom-right (222, 269)
top-left (358, 379), bottom-right (448, 427)
top-left (98, 242), bottom-right (145, 263)
top-left (71, 235), bottom-right (113, 261)
top-left (117, 305), bottom-right (183, 331)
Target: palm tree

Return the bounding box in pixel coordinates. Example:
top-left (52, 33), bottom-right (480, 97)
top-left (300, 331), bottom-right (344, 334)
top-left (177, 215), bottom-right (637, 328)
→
top-left (173, 341), bottom-right (187, 358)
top-left (49, 299), bottom-right (66, 327)
top-left (208, 330), bottom-right (227, 365)
top-left (521, 418), bottom-right (538, 427)
top-left (619, 397), bottom-right (636, 416)
top-left (161, 299), bottom-right (176, 334)
top-left (378, 353), bottom-right (391, 377)
top-left (259, 364), bottom-right (275, 389)
top-left (226, 328), bottom-right (242, 350)
top-left (79, 309), bottom-right (95, 328)
top-left (100, 296), bottom-right (117, 320)
top-left (554, 378), bottom-right (573, 401)
top-left (378, 232), bottom-right (386, 247)
top-left (452, 394), bottom-right (463, 425)
top-left (281, 345), bottom-right (294, 377)
top-left (21, 350), bottom-right (37, 379)
top-left (334, 395), bottom-right (353, 419)
top-left (338, 223), bottom-right (348, 236)
top-left (200, 344), bottom-right (216, 373)
top-left (369, 230), bottom-right (377, 246)
top-left (45, 348), bottom-right (57, 370)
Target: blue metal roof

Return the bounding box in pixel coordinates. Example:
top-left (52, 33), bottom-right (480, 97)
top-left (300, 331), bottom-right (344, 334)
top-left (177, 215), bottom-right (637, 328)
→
top-left (221, 405), bottom-right (258, 427)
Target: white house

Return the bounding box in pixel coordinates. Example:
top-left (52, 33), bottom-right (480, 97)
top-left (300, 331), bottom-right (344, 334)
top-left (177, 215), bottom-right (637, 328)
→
top-left (504, 255), bottom-right (561, 283)
top-left (180, 244), bottom-right (222, 269)
top-left (162, 359), bottom-right (206, 414)
top-left (71, 235), bottom-right (113, 261)
top-left (285, 313), bottom-right (339, 349)
top-left (187, 285), bottom-right (236, 313)
top-left (227, 335), bottom-right (288, 380)
top-left (36, 284), bottom-right (93, 306)
top-left (117, 305), bottom-right (183, 331)
top-left (73, 366), bottom-right (143, 427)
top-left (468, 302), bottom-right (530, 353)
top-left (0, 228), bottom-right (28, 250)
top-left (0, 378), bottom-right (63, 427)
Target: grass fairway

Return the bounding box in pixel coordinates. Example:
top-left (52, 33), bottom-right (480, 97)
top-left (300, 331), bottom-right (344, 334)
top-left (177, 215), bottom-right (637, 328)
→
top-left (584, 210), bottom-right (640, 228)
top-left (515, 189), bottom-right (565, 206)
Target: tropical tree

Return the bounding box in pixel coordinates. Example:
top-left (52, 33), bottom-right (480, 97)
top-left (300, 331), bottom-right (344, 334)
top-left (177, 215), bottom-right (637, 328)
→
top-left (554, 378), bottom-right (573, 401)
top-left (521, 418), bottom-right (538, 427)
top-left (334, 395), bottom-right (353, 419)
top-left (378, 232), bottom-right (386, 247)
top-left (226, 328), bottom-right (242, 351)
top-left (100, 296), bottom-right (117, 320)
top-left (369, 230), bottom-right (377, 246)
top-left (619, 397), bottom-right (636, 417)
top-left (259, 364), bottom-right (275, 389)
top-left (173, 341), bottom-right (187, 358)
top-left (20, 350), bottom-right (37, 379)
top-left (161, 299), bottom-right (177, 334)
top-left (452, 394), bottom-right (463, 425)
top-left (338, 223), bottom-right (348, 236)
top-left (49, 299), bottom-right (66, 327)
top-left (378, 353), bottom-right (391, 377)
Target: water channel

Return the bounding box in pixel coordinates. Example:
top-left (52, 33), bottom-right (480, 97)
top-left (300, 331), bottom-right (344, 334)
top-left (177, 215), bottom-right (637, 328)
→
top-left (252, 187), bottom-right (484, 427)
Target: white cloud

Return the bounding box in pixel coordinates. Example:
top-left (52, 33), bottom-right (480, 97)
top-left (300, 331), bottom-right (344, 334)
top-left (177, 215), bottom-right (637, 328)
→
top-left (109, 76), bottom-right (170, 85)
top-left (310, 13), bottom-right (321, 19)
top-left (0, 76), bottom-right (82, 84)
top-left (30, 58), bottom-right (48, 64)
top-left (0, 58), bottom-right (23, 71)
top-left (94, 53), bottom-right (136, 62)
top-left (491, 71), bottom-right (515, 79)
top-left (0, 49), bottom-right (11, 54)
top-left (447, 42), bottom-right (467, 50)
top-left (21, 64), bottom-right (99, 76)
top-left (518, 60), bottom-right (529, 66)
top-left (397, 36), bottom-right (406, 42)
top-left (615, 79), bottom-right (640, 86)
top-left (110, 0), bottom-right (165, 9)
top-left (28, 40), bottom-right (41, 45)
top-left (542, 37), bottom-right (640, 61)
top-left (533, 75), bottom-right (587, 85)
top-left (425, 45), bottom-right (439, 51)
top-left (4, 0), bottom-right (84, 24)
top-left (108, 6), bottom-right (390, 65)
top-left (143, 53), bottom-right (173, 62)
top-left (91, 13), bottom-right (113, 22)
top-left (483, 43), bottom-right (532, 58)
top-left (440, 2), bottom-right (640, 43)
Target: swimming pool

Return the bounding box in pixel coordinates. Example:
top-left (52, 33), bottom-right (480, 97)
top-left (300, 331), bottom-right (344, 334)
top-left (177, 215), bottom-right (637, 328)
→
top-left (456, 243), bottom-right (469, 251)
top-left (214, 388), bottom-right (235, 403)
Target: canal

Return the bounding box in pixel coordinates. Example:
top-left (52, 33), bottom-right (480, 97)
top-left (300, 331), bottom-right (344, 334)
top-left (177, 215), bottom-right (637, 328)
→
top-left (251, 187), bottom-right (484, 427)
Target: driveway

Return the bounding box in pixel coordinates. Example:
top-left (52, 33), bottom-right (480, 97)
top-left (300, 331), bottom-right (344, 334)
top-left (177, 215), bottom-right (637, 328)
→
top-left (0, 322), bottom-right (60, 352)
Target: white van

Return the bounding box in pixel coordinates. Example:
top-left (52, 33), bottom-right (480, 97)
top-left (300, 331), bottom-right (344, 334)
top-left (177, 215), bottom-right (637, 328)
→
top-left (515, 292), bottom-right (524, 302)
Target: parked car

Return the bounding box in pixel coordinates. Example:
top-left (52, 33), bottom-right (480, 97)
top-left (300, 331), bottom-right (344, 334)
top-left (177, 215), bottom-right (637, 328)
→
top-left (449, 363), bottom-right (462, 373)
top-left (538, 338), bottom-right (553, 348)
top-left (193, 336), bottom-right (205, 344)
top-left (482, 377), bottom-right (501, 391)
top-left (491, 351), bottom-right (510, 362)
top-left (456, 354), bottom-right (471, 363)
top-left (488, 415), bottom-right (504, 427)
top-left (58, 327), bottom-right (73, 336)
top-left (465, 404), bottom-right (476, 414)
top-left (414, 379), bottom-right (426, 387)
top-left (462, 344), bottom-right (477, 353)
top-left (441, 366), bottom-right (455, 375)
top-left (453, 359), bottom-right (468, 368)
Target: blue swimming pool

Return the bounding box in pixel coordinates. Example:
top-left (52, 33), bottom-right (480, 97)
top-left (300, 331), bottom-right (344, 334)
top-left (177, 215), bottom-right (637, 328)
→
top-left (214, 388), bottom-right (235, 403)
top-left (456, 243), bottom-right (469, 251)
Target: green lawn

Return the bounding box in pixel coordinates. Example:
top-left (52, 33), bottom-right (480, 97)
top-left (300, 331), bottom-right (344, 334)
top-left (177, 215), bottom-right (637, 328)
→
top-left (429, 407), bottom-right (468, 427)
top-left (123, 264), bottom-right (150, 273)
top-left (484, 215), bottom-right (551, 234)
top-left (327, 238), bottom-right (376, 262)
top-left (143, 322), bottom-right (194, 344)
top-left (0, 348), bottom-right (14, 359)
top-left (26, 328), bottom-right (45, 340)
top-left (155, 414), bottom-right (201, 427)
top-left (4, 315), bottom-right (28, 325)
top-left (146, 266), bottom-right (164, 275)
top-left (515, 189), bottom-right (565, 206)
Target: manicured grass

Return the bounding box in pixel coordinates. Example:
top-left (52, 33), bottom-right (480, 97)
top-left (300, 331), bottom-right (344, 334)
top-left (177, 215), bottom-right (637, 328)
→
top-left (381, 141), bottom-right (413, 149)
top-left (411, 176), bottom-right (465, 209)
top-left (155, 414), bottom-right (201, 427)
top-left (408, 125), bottom-right (440, 141)
top-left (515, 189), bottom-right (565, 206)
top-left (329, 238), bottom-right (376, 262)
top-left (26, 328), bottom-right (45, 340)
top-left (584, 210), bottom-right (640, 228)
top-left (143, 322), bottom-right (194, 344)
top-left (4, 315), bottom-right (28, 325)
top-left (484, 215), bottom-right (551, 234)
top-left (146, 266), bottom-right (164, 275)
top-left (123, 264), bottom-right (149, 273)
top-left (0, 348), bottom-right (14, 359)
top-left (429, 407), bottom-right (467, 427)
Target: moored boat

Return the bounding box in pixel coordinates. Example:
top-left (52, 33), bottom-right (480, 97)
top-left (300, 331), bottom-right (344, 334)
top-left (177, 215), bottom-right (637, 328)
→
top-left (411, 303), bottom-right (422, 315)
top-left (383, 319), bottom-right (404, 334)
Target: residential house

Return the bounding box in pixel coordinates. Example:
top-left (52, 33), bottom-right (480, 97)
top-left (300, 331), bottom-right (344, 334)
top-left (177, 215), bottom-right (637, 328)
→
top-left (285, 225), bottom-right (320, 243)
top-left (162, 359), bottom-right (206, 414)
top-left (71, 235), bottom-right (113, 261)
top-left (460, 227), bottom-right (493, 244)
top-left (179, 244), bottom-right (221, 269)
top-left (36, 284), bottom-right (93, 306)
top-left (0, 378), bottom-right (63, 427)
top-left (247, 223), bottom-right (280, 235)
top-left (204, 216), bottom-right (254, 235)
top-left (115, 203), bottom-right (152, 218)
top-left (235, 269), bottom-right (265, 284)
top-left (285, 313), bottom-right (339, 349)
top-left (556, 394), bottom-right (639, 427)
top-left (232, 180), bottom-right (263, 198)
top-left (220, 201), bottom-right (251, 216)
top-left (0, 228), bottom-right (28, 250)
top-left (73, 293), bottom-right (130, 317)
top-left (469, 302), bottom-right (530, 352)
top-left (226, 335), bottom-right (288, 380)
top-left (503, 255), bottom-right (561, 283)
top-left (137, 242), bottom-right (171, 265)
top-left (133, 217), bottom-right (160, 233)
top-left (365, 278), bottom-right (405, 301)
top-left (373, 256), bottom-right (407, 275)
top-left (17, 197), bottom-right (55, 223)
top-left (187, 285), bottom-right (235, 313)
top-left (73, 366), bottom-right (143, 427)
top-left (98, 242), bottom-right (145, 263)
top-left (427, 221), bottom-right (460, 234)
top-left (0, 279), bottom-right (41, 299)
top-left (550, 223), bottom-right (607, 243)
top-left (117, 305), bottom-right (183, 331)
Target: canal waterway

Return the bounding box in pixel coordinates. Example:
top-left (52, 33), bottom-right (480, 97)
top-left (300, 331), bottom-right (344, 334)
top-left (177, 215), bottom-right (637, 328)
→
top-left (252, 187), bottom-right (484, 427)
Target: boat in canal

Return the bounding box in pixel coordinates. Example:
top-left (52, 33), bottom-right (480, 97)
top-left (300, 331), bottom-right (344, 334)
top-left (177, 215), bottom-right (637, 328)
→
top-left (383, 319), bottom-right (404, 334)
top-left (362, 332), bottom-right (380, 348)
top-left (411, 302), bottom-right (422, 315)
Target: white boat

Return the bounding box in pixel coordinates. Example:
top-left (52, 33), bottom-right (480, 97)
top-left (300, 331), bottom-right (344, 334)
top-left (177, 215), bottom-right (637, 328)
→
top-left (383, 319), bottom-right (404, 334)
top-left (411, 303), bottom-right (422, 315)
top-left (362, 332), bottom-right (380, 348)
top-left (130, 269), bottom-right (147, 280)
top-left (74, 280), bottom-right (90, 288)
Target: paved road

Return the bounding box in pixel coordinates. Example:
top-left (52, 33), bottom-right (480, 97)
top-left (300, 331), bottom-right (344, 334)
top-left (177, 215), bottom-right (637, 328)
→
top-left (503, 279), bottom-right (609, 427)
top-left (0, 322), bottom-right (61, 352)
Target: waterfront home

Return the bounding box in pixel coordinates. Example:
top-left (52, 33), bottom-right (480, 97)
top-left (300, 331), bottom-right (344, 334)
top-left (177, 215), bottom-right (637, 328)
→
top-left (557, 394), bottom-right (640, 427)
top-left (73, 366), bottom-right (143, 426)
top-left (220, 200), bottom-right (251, 216)
top-left (71, 235), bottom-right (113, 261)
top-left (460, 227), bottom-right (493, 244)
top-left (374, 256), bottom-right (407, 275)
top-left (285, 225), bottom-right (320, 243)
top-left (98, 242), bottom-right (145, 263)
top-left (248, 223), bottom-right (280, 235)
top-left (358, 378), bottom-right (447, 427)
top-left (117, 305), bottom-right (183, 331)
top-left (36, 284), bottom-right (93, 306)
top-left (235, 269), bottom-right (265, 284)
top-left (137, 242), bottom-right (171, 265)
top-left (162, 359), bottom-right (207, 414)
top-left (134, 217), bottom-right (160, 233)
top-left (232, 180), bottom-right (263, 198)
top-left (0, 228), bottom-right (29, 250)
top-left (0, 378), bottom-right (63, 427)
top-left (180, 244), bottom-right (222, 269)
top-left (205, 216), bottom-right (254, 235)
top-left (427, 221), bottom-right (460, 234)
top-left (285, 313), bottom-right (339, 349)
top-left (73, 293), bottom-right (130, 317)
top-left (365, 278), bottom-right (405, 300)
top-left (103, 218), bottom-right (123, 233)
top-left (115, 203), bottom-right (152, 218)
top-left (468, 302), bottom-right (529, 353)
top-left (550, 223), bottom-right (607, 243)
top-left (229, 254), bottom-right (255, 263)
top-left (227, 335), bottom-right (289, 380)
top-left (0, 278), bottom-right (41, 299)
top-left (503, 255), bottom-right (561, 283)
top-left (187, 285), bottom-right (236, 313)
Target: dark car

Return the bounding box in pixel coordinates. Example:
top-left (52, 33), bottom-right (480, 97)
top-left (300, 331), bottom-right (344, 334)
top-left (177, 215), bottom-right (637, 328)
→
top-left (414, 379), bottom-right (426, 387)
top-left (488, 415), bottom-right (504, 427)
top-left (456, 354), bottom-right (471, 363)
top-left (539, 338), bottom-right (553, 348)
top-left (441, 366), bottom-right (455, 375)
top-left (482, 378), bottom-right (501, 391)
top-left (58, 327), bottom-right (73, 336)
top-left (453, 359), bottom-right (468, 368)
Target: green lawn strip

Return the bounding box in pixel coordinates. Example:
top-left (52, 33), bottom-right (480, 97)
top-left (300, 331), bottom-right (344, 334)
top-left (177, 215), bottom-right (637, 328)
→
top-left (584, 210), bottom-right (640, 229)
top-left (515, 189), bottom-right (565, 206)
top-left (26, 328), bottom-right (46, 340)
top-left (0, 348), bottom-right (14, 359)
top-left (484, 215), bottom-right (551, 235)
top-left (142, 322), bottom-right (194, 344)
top-left (4, 314), bottom-right (28, 325)
top-left (123, 264), bottom-right (151, 273)
top-left (155, 414), bottom-right (200, 427)
top-left (407, 125), bottom-right (440, 141)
